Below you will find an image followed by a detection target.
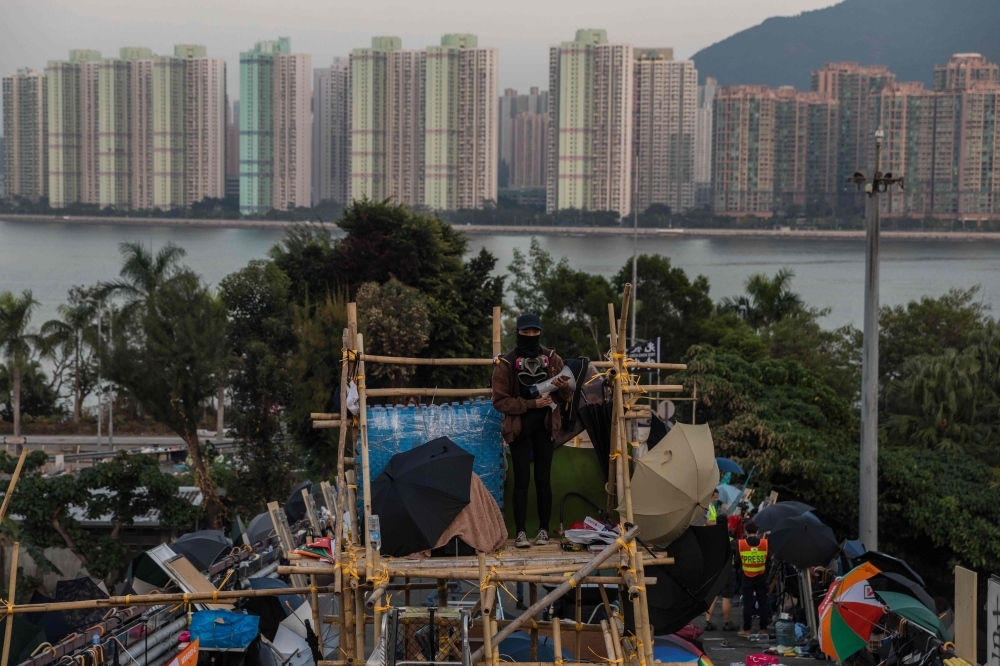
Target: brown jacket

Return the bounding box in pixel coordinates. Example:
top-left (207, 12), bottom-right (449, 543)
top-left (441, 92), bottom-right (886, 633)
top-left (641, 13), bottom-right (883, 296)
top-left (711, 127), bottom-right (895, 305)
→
top-left (491, 348), bottom-right (575, 444)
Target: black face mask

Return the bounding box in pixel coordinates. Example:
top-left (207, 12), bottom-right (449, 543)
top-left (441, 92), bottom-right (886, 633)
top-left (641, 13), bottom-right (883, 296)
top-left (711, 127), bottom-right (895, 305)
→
top-left (516, 333), bottom-right (541, 358)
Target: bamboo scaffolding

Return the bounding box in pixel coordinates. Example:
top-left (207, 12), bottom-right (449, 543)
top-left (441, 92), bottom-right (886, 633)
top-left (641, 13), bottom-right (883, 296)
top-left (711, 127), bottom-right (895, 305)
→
top-left (1, 543), bottom-right (18, 666)
top-left (348, 355), bottom-right (685, 371)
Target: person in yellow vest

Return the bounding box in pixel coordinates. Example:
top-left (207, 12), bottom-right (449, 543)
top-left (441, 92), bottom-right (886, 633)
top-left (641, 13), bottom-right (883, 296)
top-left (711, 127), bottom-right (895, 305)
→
top-left (705, 489), bottom-right (719, 526)
top-left (737, 520), bottom-right (771, 637)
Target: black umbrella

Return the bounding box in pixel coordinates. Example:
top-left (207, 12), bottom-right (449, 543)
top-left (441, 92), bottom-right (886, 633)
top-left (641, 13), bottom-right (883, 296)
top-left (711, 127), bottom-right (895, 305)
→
top-left (645, 411), bottom-right (671, 451)
top-left (635, 522), bottom-right (731, 635)
top-left (870, 571), bottom-right (936, 613)
top-left (285, 480), bottom-right (313, 523)
top-left (55, 577), bottom-right (108, 631)
top-left (768, 514), bottom-right (840, 569)
top-left (25, 590), bottom-right (72, 643)
top-left (0, 616), bottom-right (45, 664)
top-left (578, 402), bottom-right (613, 476)
top-left (172, 529), bottom-right (232, 571)
top-left (855, 551), bottom-right (926, 588)
top-left (243, 578), bottom-right (303, 640)
top-left (370, 436), bottom-right (474, 557)
top-left (245, 511), bottom-right (278, 546)
top-left (753, 501), bottom-right (816, 532)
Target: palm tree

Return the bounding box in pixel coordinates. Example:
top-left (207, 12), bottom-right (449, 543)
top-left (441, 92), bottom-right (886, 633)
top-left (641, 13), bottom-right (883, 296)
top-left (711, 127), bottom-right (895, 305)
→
top-left (720, 268), bottom-right (804, 329)
top-left (41, 301), bottom-right (97, 424)
top-left (0, 290), bottom-right (42, 438)
top-left (99, 241), bottom-right (187, 312)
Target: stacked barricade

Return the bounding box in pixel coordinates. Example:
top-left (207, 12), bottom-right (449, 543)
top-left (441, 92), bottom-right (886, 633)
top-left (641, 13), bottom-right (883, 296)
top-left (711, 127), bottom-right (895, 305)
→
top-left (358, 399), bottom-right (506, 510)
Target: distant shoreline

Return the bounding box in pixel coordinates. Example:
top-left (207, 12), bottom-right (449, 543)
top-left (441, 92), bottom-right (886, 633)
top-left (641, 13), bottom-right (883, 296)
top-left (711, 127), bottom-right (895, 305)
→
top-left (2, 213), bottom-right (998, 242)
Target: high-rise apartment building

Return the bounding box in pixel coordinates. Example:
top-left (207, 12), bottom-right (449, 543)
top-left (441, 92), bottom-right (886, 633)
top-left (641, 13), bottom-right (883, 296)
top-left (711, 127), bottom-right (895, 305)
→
top-left (313, 58), bottom-right (350, 205)
top-left (424, 34), bottom-right (498, 210)
top-left (386, 48), bottom-right (427, 206)
top-left (632, 49), bottom-right (697, 214)
top-left (3, 68), bottom-right (48, 201)
top-left (46, 50), bottom-right (101, 208)
top-left (871, 54), bottom-right (1000, 221)
top-left (273, 50), bottom-right (312, 211)
top-left (547, 29), bottom-right (633, 216)
top-left (511, 111), bottom-right (547, 187)
top-left (499, 86), bottom-right (548, 187)
top-left (694, 77), bottom-right (717, 207)
top-left (225, 99), bottom-right (240, 199)
top-left (350, 36), bottom-right (399, 203)
top-left (97, 49), bottom-right (149, 209)
top-left (711, 84), bottom-right (838, 216)
top-left (181, 46), bottom-right (226, 207)
top-left (811, 62), bottom-right (895, 204)
top-left (240, 37), bottom-right (288, 215)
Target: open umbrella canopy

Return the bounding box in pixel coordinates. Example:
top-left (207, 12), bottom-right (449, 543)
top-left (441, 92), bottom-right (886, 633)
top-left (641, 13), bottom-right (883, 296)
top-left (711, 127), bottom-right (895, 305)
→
top-left (819, 562), bottom-right (885, 662)
top-left (173, 530), bottom-right (232, 571)
top-left (641, 523), bottom-right (731, 636)
top-left (371, 436), bottom-right (474, 557)
top-left (626, 423), bottom-right (720, 545)
top-left (0, 616), bottom-right (46, 664)
top-left (874, 591), bottom-right (950, 641)
top-left (244, 578), bottom-right (303, 640)
top-left (285, 480), bottom-right (313, 523)
top-left (856, 551), bottom-right (926, 588)
top-left (245, 511), bottom-right (279, 546)
top-left (579, 402), bottom-right (613, 477)
top-left (768, 514), bottom-right (840, 569)
top-left (715, 458), bottom-right (744, 475)
top-left (55, 577), bottom-right (109, 632)
top-left (870, 572), bottom-right (936, 613)
top-left (753, 501), bottom-right (816, 532)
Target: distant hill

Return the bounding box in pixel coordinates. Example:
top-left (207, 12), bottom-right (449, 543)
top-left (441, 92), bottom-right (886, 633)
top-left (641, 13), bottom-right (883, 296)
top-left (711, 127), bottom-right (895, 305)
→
top-left (691, 0), bottom-right (1000, 88)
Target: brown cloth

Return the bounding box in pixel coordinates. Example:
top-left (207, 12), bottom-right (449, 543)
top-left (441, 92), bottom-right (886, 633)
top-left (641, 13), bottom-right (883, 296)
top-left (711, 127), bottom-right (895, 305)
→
top-left (411, 473), bottom-right (508, 557)
top-left (491, 347), bottom-right (575, 443)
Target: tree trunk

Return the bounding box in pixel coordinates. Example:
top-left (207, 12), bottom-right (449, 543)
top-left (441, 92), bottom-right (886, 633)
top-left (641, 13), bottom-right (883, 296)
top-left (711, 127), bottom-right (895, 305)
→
top-left (73, 337), bottom-right (82, 424)
top-left (12, 363), bottom-right (21, 439)
top-left (183, 432), bottom-right (224, 529)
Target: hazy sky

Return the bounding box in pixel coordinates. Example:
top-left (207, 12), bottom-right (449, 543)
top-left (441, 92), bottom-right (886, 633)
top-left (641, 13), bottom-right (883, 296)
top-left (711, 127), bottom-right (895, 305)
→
top-left (1, 0), bottom-right (838, 101)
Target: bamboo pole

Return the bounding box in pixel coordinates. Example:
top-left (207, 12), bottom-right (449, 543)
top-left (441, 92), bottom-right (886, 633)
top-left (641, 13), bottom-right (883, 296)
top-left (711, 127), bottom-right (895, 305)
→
top-left (360, 354), bottom-right (495, 366)
top-left (468, 525), bottom-right (640, 665)
top-left (354, 582), bottom-right (365, 661)
top-left (599, 620), bottom-right (617, 664)
top-left (313, 420), bottom-right (343, 429)
top-left (605, 614), bottom-right (625, 666)
top-left (552, 617), bottom-right (564, 666)
top-left (592, 361), bottom-right (686, 370)
top-left (0, 449), bottom-right (28, 524)
top-left (479, 553), bottom-right (495, 666)
top-left (6, 584), bottom-right (339, 614)
top-left (311, 574), bottom-right (325, 658)
top-left (279, 562), bottom-right (670, 578)
top-left (529, 583), bottom-right (538, 661)
top-left (491, 617), bottom-right (500, 664)
top-left (356, 333), bottom-right (374, 573)
top-left (621, 385), bottom-right (683, 393)
top-left (346, 470), bottom-right (358, 545)
top-left (0, 543), bottom-right (18, 666)
top-left (575, 584), bottom-right (582, 659)
top-left (342, 583), bottom-right (356, 662)
top-left (606, 304), bottom-right (619, 516)
top-left (493, 307), bottom-right (502, 357)
top-left (340, 311), bottom-right (357, 544)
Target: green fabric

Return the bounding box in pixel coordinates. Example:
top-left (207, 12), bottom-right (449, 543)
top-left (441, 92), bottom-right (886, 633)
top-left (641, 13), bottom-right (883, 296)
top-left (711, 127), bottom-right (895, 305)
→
top-left (828, 605), bottom-right (870, 661)
top-left (875, 591), bottom-right (951, 641)
top-left (0, 616), bottom-right (46, 664)
top-left (503, 445), bottom-right (607, 536)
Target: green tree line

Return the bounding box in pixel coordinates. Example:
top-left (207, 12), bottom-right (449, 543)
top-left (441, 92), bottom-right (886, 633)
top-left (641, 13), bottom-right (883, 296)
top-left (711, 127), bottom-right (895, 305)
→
top-left (2, 199), bottom-right (998, 593)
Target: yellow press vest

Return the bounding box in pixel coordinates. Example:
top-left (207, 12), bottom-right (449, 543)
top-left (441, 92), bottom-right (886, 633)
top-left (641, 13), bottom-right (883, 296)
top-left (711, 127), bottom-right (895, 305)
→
top-left (739, 538), bottom-right (768, 577)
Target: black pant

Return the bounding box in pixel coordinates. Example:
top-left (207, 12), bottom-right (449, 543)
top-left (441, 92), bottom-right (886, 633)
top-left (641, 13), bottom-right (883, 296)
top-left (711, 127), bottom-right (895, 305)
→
top-left (511, 410), bottom-right (554, 534)
top-left (742, 574), bottom-right (771, 631)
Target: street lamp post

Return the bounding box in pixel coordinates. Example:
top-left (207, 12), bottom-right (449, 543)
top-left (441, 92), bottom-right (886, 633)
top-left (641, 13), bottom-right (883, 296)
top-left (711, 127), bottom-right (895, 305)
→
top-left (852, 128), bottom-right (904, 552)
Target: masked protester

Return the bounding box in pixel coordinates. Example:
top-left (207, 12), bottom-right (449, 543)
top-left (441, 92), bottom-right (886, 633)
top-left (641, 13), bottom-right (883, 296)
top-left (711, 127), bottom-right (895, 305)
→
top-left (491, 313), bottom-right (574, 547)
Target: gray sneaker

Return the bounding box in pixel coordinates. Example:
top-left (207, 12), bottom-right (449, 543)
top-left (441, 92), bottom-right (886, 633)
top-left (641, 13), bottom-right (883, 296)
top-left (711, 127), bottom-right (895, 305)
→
top-left (515, 531), bottom-right (530, 548)
top-left (535, 529), bottom-right (549, 546)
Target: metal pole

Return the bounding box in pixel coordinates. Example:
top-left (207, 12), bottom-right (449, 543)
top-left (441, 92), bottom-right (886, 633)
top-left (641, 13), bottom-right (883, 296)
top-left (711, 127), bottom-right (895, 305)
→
top-left (107, 307), bottom-right (113, 449)
top-left (631, 150), bottom-right (638, 346)
top-left (96, 312), bottom-right (102, 448)
top-left (859, 130), bottom-right (883, 552)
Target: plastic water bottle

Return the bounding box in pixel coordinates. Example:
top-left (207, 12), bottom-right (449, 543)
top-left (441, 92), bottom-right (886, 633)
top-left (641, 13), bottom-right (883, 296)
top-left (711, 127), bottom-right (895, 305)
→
top-left (343, 510), bottom-right (352, 542)
top-left (92, 632), bottom-right (100, 646)
top-left (368, 514), bottom-right (382, 552)
top-left (775, 613), bottom-right (796, 647)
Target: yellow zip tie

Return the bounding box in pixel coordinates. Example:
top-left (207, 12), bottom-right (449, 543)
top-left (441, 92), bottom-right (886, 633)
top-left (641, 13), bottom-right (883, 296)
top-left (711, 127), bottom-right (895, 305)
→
top-left (212, 591), bottom-right (218, 602)
top-left (568, 578), bottom-right (577, 587)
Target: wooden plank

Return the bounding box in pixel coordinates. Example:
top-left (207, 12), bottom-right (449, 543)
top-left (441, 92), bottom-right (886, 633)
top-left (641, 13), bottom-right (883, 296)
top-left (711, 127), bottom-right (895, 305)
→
top-left (302, 488), bottom-right (323, 537)
top-left (268, 501), bottom-right (306, 588)
top-left (955, 566), bottom-right (977, 663)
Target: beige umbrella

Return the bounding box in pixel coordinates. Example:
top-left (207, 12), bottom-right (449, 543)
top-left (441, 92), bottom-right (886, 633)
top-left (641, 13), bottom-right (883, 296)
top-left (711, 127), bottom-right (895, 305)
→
top-left (621, 423), bottom-right (720, 545)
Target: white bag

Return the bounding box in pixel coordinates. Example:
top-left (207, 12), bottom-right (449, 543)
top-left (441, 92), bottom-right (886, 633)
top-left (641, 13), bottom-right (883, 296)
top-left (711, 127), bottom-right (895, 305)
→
top-left (346, 380), bottom-right (360, 415)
